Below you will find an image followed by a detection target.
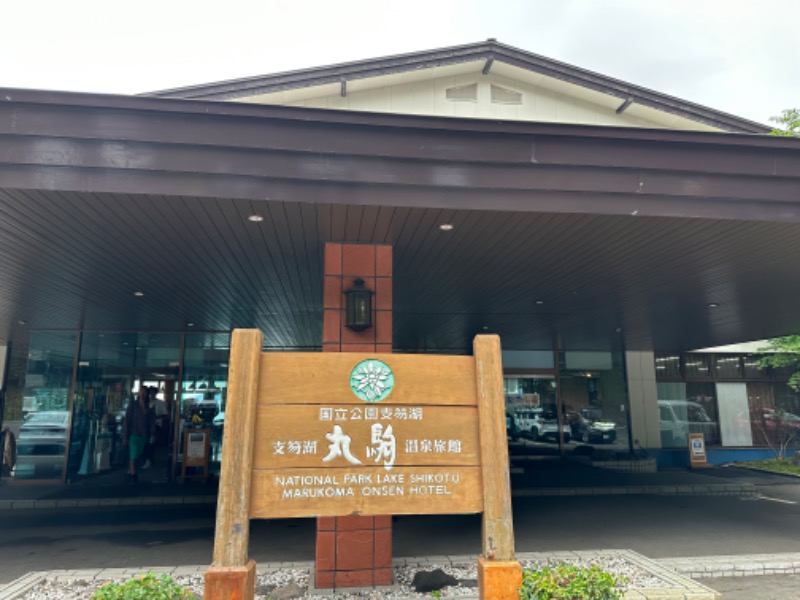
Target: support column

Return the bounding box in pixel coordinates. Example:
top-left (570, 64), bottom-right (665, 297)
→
top-left (316, 242), bottom-right (393, 589)
top-left (625, 350), bottom-right (662, 449)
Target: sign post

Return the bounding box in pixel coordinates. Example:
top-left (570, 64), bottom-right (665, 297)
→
top-left (204, 330), bottom-right (521, 600)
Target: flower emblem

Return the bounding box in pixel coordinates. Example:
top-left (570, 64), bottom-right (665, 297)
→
top-left (350, 359), bottom-right (395, 402)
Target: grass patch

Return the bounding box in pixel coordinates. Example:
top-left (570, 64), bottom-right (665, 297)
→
top-left (739, 458), bottom-right (800, 475)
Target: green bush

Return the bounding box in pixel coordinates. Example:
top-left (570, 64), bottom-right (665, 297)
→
top-left (520, 563), bottom-right (626, 600)
top-left (91, 572), bottom-right (196, 600)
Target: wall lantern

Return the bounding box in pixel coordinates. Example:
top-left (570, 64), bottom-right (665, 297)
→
top-left (344, 278), bottom-right (374, 331)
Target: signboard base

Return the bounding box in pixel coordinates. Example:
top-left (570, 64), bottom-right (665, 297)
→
top-left (478, 556), bottom-right (522, 600)
top-left (204, 560), bottom-right (255, 600)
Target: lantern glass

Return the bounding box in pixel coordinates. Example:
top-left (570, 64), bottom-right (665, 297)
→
top-left (345, 278), bottom-right (373, 331)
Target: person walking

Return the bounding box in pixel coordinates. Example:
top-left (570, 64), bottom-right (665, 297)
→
top-left (123, 386), bottom-right (155, 483)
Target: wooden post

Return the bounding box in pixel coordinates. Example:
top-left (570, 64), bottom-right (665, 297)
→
top-left (205, 329), bottom-right (262, 600)
top-left (474, 335), bottom-right (522, 600)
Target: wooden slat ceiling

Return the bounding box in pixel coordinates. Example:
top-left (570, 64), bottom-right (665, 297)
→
top-left (2, 188), bottom-right (800, 353)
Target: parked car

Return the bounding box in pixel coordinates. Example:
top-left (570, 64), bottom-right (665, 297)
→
top-left (13, 411), bottom-right (70, 479)
top-left (512, 407), bottom-right (571, 443)
top-left (760, 408), bottom-right (800, 432)
top-left (658, 400), bottom-right (719, 447)
top-left (571, 409), bottom-right (617, 444)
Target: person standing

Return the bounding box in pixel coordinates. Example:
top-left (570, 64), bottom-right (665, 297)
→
top-left (123, 386), bottom-right (155, 483)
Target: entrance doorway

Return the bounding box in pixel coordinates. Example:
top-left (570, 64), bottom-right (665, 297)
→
top-left (68, 333), bottom-right (181, 482)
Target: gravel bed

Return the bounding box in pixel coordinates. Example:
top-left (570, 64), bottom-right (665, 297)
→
top-left (18, 556), bottom-right (671, 599)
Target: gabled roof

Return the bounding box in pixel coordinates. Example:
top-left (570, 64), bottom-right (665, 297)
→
top-left (146, 39), bottom-right (769, 134)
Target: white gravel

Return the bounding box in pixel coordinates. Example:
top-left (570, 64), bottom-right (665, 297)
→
top-left (17, 557), bottom-right (671, 599)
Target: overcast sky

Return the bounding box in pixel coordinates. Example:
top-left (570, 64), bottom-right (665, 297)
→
top-left (2, 0), bottom-right (796, 125)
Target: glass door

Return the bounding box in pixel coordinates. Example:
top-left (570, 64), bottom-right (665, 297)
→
top-left (70, 332), bottom-right (180, 481)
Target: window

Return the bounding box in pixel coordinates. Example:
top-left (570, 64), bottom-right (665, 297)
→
top-left (445, 84), bottom-right (477, 102)
top-left (743, 355), bottom-right (768, 378)
top-left (655, 355), bottom-right (681, 378)
top-left (490, 84), bottom-right (523, 105)
top-left (715, 355), bottom-right (743, 379)
top-left (684, 354), bottom-right (712, 378)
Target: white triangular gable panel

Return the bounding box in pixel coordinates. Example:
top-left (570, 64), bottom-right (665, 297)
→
top-left (232, 61), bottom-right (722, 132)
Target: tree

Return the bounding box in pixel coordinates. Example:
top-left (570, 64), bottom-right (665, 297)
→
top-left (756, 337), bottom-right (800, 458)
top-left (757, 336), bottom-right (800, 390)
top-left (770, 108), bottom-right (800, 137)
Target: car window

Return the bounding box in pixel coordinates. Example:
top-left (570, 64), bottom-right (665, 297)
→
top-left (17, 443), bottom-right (66, 456)
top-left (687, 405), bottom-right (710, 422)
top-left (659, 406), bottom-right (672, 421)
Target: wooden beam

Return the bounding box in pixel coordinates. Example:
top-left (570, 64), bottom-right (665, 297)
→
top-left (482, 58), bottom-right (494, 75)
top-left (474, 334), bottom-right (514, 561)
top-left (616, 97), bottom-right (634, 114)
top-left (212, 329), bottom-right (263, 566)
top-left (341, 80), bottom-right (347, 97)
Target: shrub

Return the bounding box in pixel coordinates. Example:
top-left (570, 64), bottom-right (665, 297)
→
top-left (520, 563), bottom-right (626, 600)
top-left (91, 572), bottom-right (196, 600)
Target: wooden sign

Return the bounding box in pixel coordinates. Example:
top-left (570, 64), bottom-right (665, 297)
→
top-left (207, 330), bottom-right (519, 599)
top-left (243, 351), bottom-right (485, 518)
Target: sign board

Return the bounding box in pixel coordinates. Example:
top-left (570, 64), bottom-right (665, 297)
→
top-left (208, 330), bottom-right (517, 597)
top-left (182, 427), bottom-right (211, 481)
top-left (688, 433), bottom-right (709, 468)
top-left (250, 353), bottom-right (482, 518)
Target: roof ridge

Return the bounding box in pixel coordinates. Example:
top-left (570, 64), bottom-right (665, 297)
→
top-left (144, 39), bottom-right (768, 133)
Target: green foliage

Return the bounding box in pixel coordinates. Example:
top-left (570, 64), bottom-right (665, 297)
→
top-left (91, 573), bottom-right (196, 600)
top-left (740, 458), bottom-right (800, 475)
top-left (520, 563), bottom-right (626, 600)
top-left (757, 336), bottom-right (800, 391)
top-left (430, 590), bottom-right (442, 598)
top-left (770, 108), bottom-right (800, 137)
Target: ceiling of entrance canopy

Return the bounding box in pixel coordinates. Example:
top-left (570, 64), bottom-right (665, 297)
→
top-left (2, 189), bottom-right (800, 353)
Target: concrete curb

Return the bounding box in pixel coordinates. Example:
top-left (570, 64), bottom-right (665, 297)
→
top-left (659, 553), bottom-right (800, 579)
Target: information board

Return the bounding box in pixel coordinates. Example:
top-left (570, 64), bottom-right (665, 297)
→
top-left (249, 352), bottom-right (482, 517)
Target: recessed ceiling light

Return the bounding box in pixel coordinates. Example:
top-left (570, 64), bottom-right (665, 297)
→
top-left (482, 326), bottom-right (489, 331)
top-left (708, 303), bottom-right (719, 308)
top-left (439, 223), bottom-right (454, 231)
top-left (247, 214), bottom-right (264, 223)
top-left (186, 322), bottom-right (195, 327)
top-left (134, 291), bottom-right (144, 297)
top-left (17, 320), bottom-right (26, 325)
top-left (535, 300), bottom-right (544, 305)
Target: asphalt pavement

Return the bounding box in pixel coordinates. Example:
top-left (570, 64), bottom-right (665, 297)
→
top-left (1, 463), bottom-right (800, 598)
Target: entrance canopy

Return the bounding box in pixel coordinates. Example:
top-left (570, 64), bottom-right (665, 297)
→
top-left (0, 88), bottom-right (799, 352)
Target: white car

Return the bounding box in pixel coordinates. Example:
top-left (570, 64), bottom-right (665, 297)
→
top-left (512, 408), bottom-right (571, 443)
top-left (14, 411), bottom-right (70, 479)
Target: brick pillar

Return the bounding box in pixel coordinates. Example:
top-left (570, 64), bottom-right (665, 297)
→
top-left (316, 243), bottom-right (393, 589)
